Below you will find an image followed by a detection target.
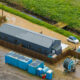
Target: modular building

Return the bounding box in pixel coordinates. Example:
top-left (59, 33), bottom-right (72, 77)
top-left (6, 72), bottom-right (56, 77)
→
top-left (5, 51), bottom-right (32, 70)
top-left (5, 51), bottom-right (53, 79)
top-left (0, 24), bottom-right (62, 56)
top-left (28, 60), bottom-right (44, 75)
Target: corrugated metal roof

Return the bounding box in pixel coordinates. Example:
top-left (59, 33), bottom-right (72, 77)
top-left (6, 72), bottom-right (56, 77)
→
top-left (0, 24), bottom-right (60, 48)
top-left (7, 51), bottom-right (32, 62)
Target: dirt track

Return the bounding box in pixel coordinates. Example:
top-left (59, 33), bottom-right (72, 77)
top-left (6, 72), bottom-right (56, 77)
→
top-left (0, 10), bottom-right (80, 49)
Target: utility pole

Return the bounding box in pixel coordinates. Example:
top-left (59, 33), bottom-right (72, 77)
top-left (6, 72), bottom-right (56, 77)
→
top-left (40, 31), bottom-right (43, 34)
top-left (2, 2), bottom-right (4, 17)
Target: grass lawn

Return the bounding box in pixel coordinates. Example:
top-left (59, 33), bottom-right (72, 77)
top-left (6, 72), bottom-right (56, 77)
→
top-left (6, 0), bottom-right (80, 31)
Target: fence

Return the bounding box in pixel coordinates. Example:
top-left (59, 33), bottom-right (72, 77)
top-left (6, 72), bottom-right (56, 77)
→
top-left (69, 50), bottom-right (80, 59)
top-left (0, 16), bottom-right (6, 24)
top-left (0, 40), bottom-right (79, 64)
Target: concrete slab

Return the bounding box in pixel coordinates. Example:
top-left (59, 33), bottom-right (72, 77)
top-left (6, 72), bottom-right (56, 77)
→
top-left (61, 43), bottom-right (69, 50)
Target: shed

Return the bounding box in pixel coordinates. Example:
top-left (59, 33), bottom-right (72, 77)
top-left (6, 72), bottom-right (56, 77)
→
top-left (5, 51), bottom-right (32, 70)
top-left (0, 24), bottom-right (62, 55)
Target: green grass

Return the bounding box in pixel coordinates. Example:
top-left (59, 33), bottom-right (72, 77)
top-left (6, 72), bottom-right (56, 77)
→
top-left (6, 0), bottom-right (80, 31)
top-left (0, 3), bottom-right (80, 41)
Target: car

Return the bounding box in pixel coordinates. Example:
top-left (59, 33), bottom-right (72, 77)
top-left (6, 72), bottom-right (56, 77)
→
top-left (67, 36), bottom-right (79, 44)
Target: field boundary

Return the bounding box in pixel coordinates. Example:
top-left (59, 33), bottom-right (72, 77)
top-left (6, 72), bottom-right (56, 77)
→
top-left (0, 3), bottom-right (80, 41)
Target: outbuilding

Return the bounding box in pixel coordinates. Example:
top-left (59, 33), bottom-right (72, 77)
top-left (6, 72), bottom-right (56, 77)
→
top-left (0, 24), bottom-right (62, 56)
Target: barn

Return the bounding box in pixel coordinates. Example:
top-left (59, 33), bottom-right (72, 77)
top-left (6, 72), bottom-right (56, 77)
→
top-left (0, 24), bottom-right (62, 56)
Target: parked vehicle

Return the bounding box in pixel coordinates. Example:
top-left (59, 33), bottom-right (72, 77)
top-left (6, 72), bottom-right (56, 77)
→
top-left (67, 36), bottom-right (79, 44)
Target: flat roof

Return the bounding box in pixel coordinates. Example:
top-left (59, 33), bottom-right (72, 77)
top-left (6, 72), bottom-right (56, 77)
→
top-left (0, 24), bottom-right (60, 48)
top-left (29, 60), bottom-right (43, 67)
top-left (7, 51), bottom-right (32, 62)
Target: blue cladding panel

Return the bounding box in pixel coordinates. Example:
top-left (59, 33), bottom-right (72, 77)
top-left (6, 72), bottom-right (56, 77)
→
top-left (5, 51), bottom-right (15, 64)
top-left (5, 51), bottom-right (32, 70)
top-left (28, 65), bottom-right (36, 75)
top-left (18, 56), bottom-right (32, 70)
top-left (18, 60), bottom-right (27, 70)
top-left (46, 70), bottom-right (53, 80)
top-left (37, 68), bottom-right (43, 77)
top-left (28, 64), bottom-right (43, 75)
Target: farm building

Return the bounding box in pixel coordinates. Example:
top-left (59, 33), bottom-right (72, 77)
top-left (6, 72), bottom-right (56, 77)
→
top-left (0, 24), bottom-right (62, 56)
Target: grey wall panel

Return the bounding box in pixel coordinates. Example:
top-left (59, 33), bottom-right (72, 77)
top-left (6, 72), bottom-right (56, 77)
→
top-left (0, 32), bottom-right (51, 55)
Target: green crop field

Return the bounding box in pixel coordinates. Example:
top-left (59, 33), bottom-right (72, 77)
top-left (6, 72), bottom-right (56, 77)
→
top-left (6, 0), bottom-right (80, 31)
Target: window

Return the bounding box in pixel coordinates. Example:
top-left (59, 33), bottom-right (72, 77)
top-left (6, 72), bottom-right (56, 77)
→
top-left (27, 44), bottom-right (31, 48)
top-left (38, 48), bottom-right (42, 52)
top-left (22, 44), bottom-right (25, 47)
top-left (44, 50), bottom-right (47, 55)
top-left (45, 50), bottom-right (47, 53)
top-left (14, 40), bottom-right (18, 44)
top-left (69, 37), bottom-right (73, 40)
top-left (0, 36), bottom-right (1, 39)
top-left (52, 50), bottom-right (55, 54)
top-left (5, 36), bottom-right (8, 40)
